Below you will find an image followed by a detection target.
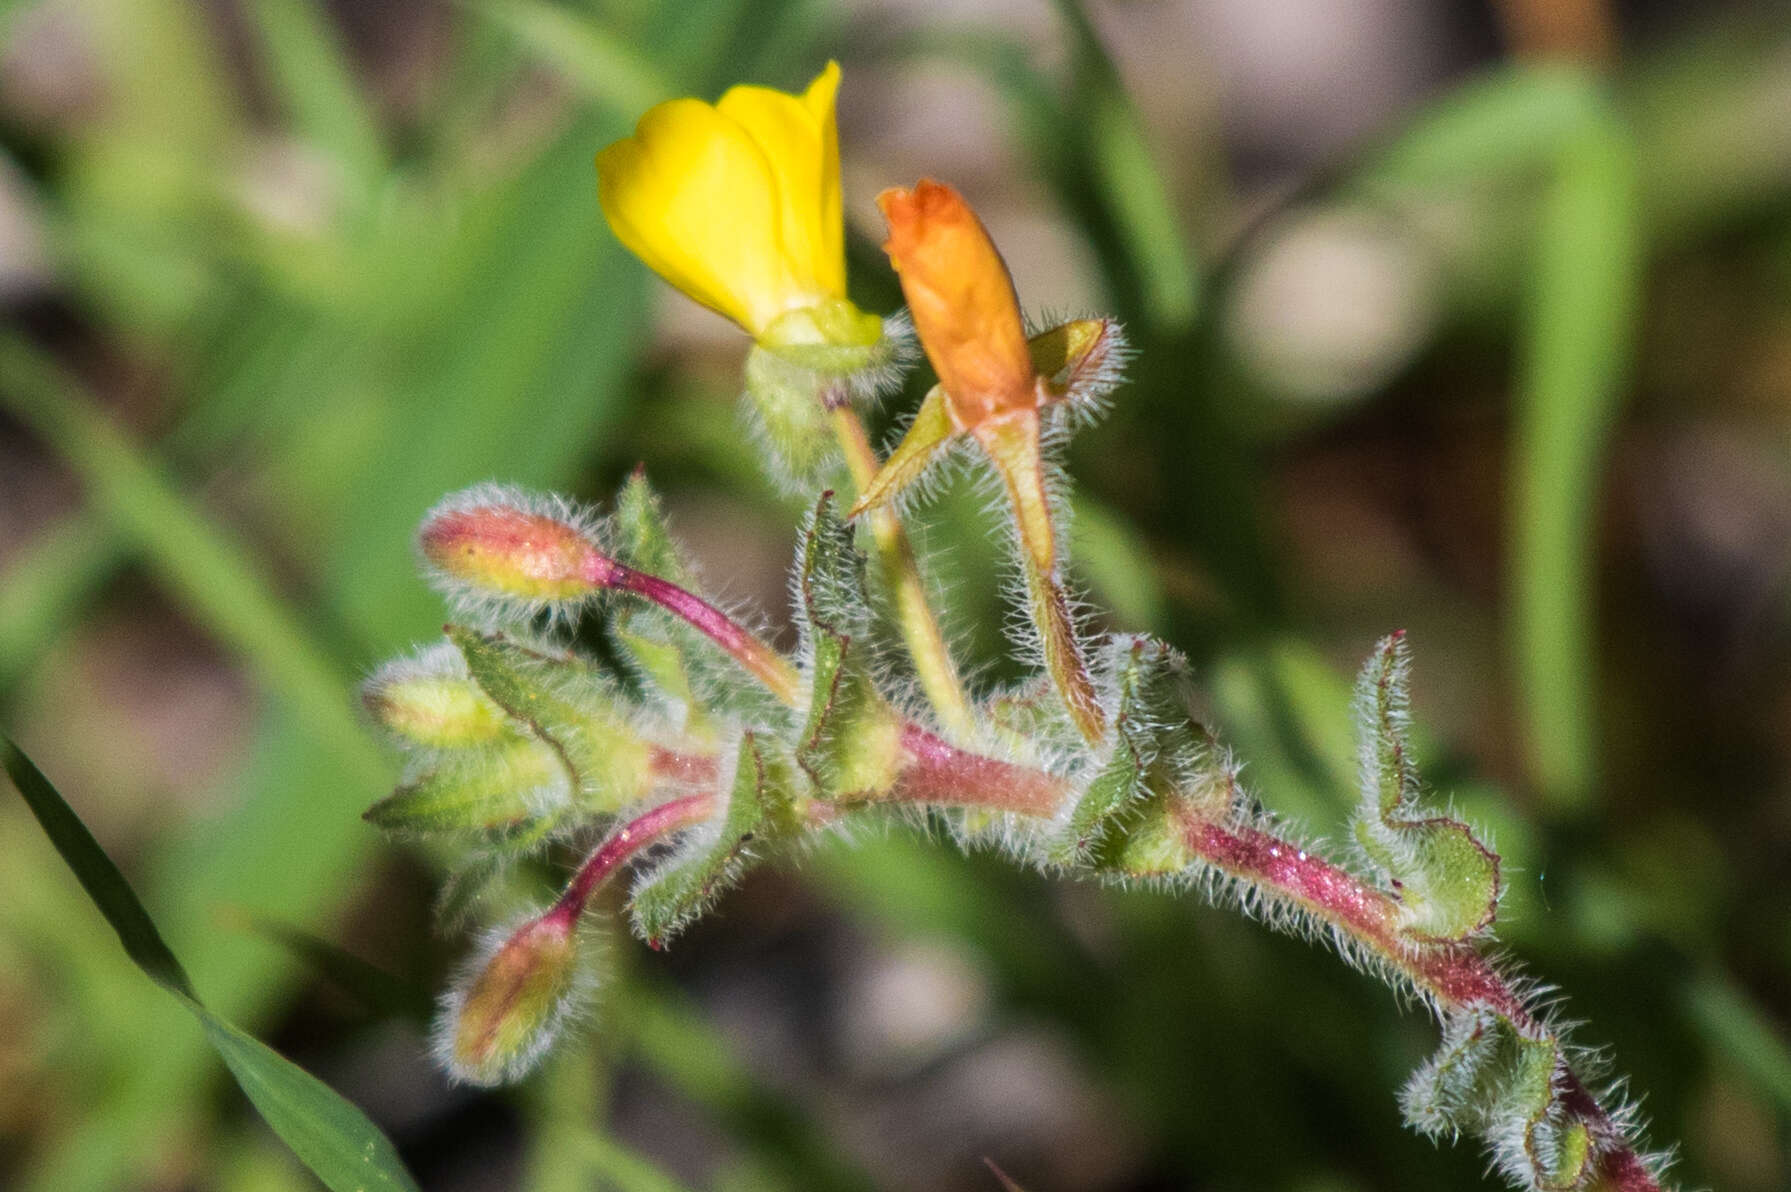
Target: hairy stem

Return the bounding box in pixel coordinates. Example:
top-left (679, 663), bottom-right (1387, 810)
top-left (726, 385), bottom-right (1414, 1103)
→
top-left (1169, 802), bottom-right (1659, 1189)
top-left (549, 793), bottom-right (717, 927)
top-left (868, 755), bottom-right (1660, 1190)
top-left (831, 406), bottom-right (975, 739)
top-left (591, 558), bottom-right (803, 708)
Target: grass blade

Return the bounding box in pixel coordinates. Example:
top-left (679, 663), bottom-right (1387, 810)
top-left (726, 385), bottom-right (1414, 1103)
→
top-left (2, 732), bottom-right (420, 1192)
top-left (1510, 96), bottom-right (1642, 814)
top-left (2, 735), bottom-right (195, 998)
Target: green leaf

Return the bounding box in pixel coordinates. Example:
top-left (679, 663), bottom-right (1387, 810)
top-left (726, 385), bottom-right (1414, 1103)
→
top-left (793, 496), bottom-right (904, 801)
top-left (1351, 634), bottom-right (1500, 941)
top-left (1051, 635), bottom-right (1203, 867)
top-left (1366, 65), bottom-right (1603, 187)
top-left (1399, 1008), bottom-right (1501, 1138)
top-left (363, 739), bottom-right (563, 840)
top-left (1509, 98), bottom-right (1642, 814)
top-left (3, 736), bottom-right (196, 998)
top-left (448, 626), bottom-right (655, 815)
top-left (475, 0), bottom-right (669, 113)
top-left (2, 732), bottom-right (420, 1192)
top-left (1051, 0), bottom-right (1198, 330)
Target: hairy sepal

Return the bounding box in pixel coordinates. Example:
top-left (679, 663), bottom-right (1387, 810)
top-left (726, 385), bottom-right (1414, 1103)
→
top-left (743, 316), bottom-right (911, 494)
top-left (794, 495), bottom-right (905, 801)
top-left (364, 738), bottom-right (565, 841)
top-left (449, 626), bottom-right (655, 817)
top-left (1352, 632), bottom-right (1500, 941)
top-left (629, 734), bottom-right (794, 947)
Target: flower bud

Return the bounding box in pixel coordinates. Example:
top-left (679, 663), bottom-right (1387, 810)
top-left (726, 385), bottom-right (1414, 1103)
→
top-left (436, 908), bottom-right (585, 1087)
top-left (419, 487), bottom-right (616, 610)
top-left (363, 737), bottom-right (566, 838)
top-left (362, 649), bottom-right (508, 748)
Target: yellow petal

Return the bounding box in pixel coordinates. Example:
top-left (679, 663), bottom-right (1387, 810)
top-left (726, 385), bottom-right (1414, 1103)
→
top-left (716, 61), bottom-right (846, 304)
top-left (597, 98), bottom-right (793, 334)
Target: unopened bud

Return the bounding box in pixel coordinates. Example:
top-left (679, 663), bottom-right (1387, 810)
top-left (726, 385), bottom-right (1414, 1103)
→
top-left (363, 737), bottom-right (566, 837)
top-left (419, 487), bottom-right (616, 609)
top-left (435, 908), bottom-right (585, 1087)
top-left (362, 650), bottom-right (508, 747)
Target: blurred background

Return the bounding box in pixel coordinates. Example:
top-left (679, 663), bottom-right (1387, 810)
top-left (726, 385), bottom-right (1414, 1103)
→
top-left (3, 0), bottom-right (1791, 1189)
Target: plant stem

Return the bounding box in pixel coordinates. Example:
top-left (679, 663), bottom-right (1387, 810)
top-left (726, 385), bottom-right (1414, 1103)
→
top-left (893, 723), bottom-right (1067, 817)
top-left (830, 406), bottom-right (975, 740)
top-left (867, 753), bottom-right (1662, 1190)
top-left (593, 558), bottom-right (804, 708)
top-left (1168, 803), bottom-right (1661, 1190)
top-left (549, 793), bottom-right (716, 927)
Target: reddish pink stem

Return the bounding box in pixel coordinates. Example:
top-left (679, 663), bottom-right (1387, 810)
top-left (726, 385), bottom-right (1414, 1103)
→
top-left (583, 556), bottom-right (803, 706)
top-left (894, 724), bottom-right (1067, 817)
top-left (544, 794), bottom-right (715, 929)
top-left (1174, 808), bottom-right (1659, 1190)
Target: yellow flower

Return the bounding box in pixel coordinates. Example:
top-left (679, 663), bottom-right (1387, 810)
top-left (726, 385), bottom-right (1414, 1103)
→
top-left (597, 62), bottom-right (871, 346)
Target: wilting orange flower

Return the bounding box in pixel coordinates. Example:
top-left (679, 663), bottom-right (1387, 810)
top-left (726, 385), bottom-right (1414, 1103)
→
top-left (877, 180), bottom-right (1044, 428)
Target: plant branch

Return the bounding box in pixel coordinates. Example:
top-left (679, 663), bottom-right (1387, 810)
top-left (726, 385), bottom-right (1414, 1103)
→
top-left (830, 405), bottom-right (975, 739)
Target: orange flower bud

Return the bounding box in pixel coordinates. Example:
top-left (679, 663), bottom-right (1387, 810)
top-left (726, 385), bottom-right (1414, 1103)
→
top-left (438, 909), bottom-right (582, 1086)
top-left (877, 180), bottom-right (1041, 428)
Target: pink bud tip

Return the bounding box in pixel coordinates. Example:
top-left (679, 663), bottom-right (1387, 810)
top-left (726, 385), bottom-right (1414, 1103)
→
top-left (420, 502), bottom-right (615, 603)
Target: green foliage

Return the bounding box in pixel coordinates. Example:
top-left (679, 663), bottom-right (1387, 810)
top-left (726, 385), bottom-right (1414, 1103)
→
top-left (1051, 636), bottom-right (1203, 867)
top-left (629, 734), bottom-right (793, 946)
top-left (2, 735), bottom-right (419, 1192)
top-left (451, 627), bottom-right (656, 814)
top-left (1352, 633), bottom-right (1501, 942)
top-left (13, 4), bottom-right (1790, 1189)
top-left (793, 496), bottom-right (905, 801)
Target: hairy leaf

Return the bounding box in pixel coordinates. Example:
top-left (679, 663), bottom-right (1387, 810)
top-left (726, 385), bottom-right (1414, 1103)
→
top-left (1352, 633), bottom-right (1500, 941)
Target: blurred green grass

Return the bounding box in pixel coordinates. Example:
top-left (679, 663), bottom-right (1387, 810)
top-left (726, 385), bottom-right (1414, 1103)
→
top-left (3, 1), bottom-right (1790, 1190)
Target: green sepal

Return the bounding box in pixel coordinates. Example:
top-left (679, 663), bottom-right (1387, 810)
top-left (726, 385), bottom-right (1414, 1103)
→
top-left (363, 663), bottom-right (510, 749)
top-left (629, 733), bottom-right (797, 947)
top-left (1108, 791), bottom-right (1197, 878)
top-left (743, 345), bottom-right (843, 490)
top-left (743, 310), bottom-right (907, 490)
top-left (606, 473), bottom-right (789, 733)
top-left (1351, 633), bottom-right (1500, 941)
top-left (758, 299), bottom-right (888, 372)
top-left (851, 384), bottom-right (954, 517)
top-left (793, 495), bottom-right (904, 801)
top-left (1401, 1012), bottom-right (1594, 1190)
top-left (1051, 636), bottom-right (1204, 867)
top-left (448, 626), bottom-right (654, 816)
top-left (364, 739), bottom-right (565, 840)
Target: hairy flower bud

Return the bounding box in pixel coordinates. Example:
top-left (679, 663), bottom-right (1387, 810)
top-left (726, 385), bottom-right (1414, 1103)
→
top-left (362, 648), bottom-right (508, 748)
top-left (435, 908), bottom-right (585, 1087)
top-left (418, 487), bottom-right (617, 617)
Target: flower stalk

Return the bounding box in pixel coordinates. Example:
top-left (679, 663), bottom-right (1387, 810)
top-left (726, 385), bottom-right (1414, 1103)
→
top-left (829, 403), bottom-right (974, 739)
top-left (355, 61), bottom-right (1681, 1192)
